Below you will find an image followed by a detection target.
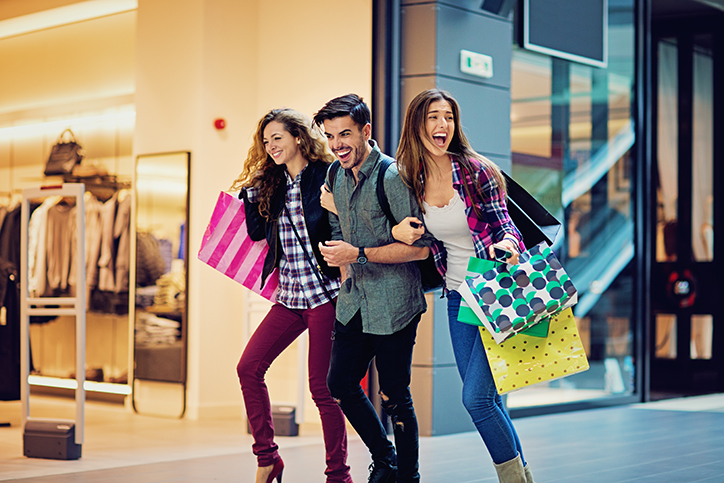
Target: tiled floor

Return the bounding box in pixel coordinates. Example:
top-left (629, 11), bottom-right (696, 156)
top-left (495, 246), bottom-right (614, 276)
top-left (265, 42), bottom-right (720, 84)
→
top-left (2, 394), bottom-right (724, 482)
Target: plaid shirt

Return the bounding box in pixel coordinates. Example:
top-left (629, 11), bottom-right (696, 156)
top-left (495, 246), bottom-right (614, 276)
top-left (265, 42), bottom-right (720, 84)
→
top-left (246, 167), bottom-right (340, 309)
top-left (430, 156), bottom-right (525, 280)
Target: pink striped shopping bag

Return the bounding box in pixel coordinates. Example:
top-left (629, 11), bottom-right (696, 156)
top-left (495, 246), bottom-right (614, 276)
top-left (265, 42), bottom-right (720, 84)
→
top-left (197, 191), bottom-right (279, 301)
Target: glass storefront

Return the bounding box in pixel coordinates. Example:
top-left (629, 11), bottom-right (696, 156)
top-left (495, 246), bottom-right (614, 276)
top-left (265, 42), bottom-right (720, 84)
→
top-left (507, 0), bottom-right (637, 408)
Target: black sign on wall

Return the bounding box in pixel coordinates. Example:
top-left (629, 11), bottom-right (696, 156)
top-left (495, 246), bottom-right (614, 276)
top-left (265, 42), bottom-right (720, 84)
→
top-left (521, 0), bottom-right (608, 68)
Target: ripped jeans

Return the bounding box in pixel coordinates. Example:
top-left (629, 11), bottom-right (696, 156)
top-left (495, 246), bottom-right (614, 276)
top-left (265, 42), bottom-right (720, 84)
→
top-left (327, 311), bottom-right (421, 483)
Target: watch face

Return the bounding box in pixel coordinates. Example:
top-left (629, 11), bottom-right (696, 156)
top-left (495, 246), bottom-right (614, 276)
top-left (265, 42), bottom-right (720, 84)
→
top-left (357, 247), bottom-right (367, 265)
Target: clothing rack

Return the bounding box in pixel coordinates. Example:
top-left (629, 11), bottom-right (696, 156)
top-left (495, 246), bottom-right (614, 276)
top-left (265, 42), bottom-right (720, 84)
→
top-left (20, 183), bottom-right (86, 447)
top-left (0, 189), bottom-right (22, 201)
top-left (66, 175), bottom-right (131, 202)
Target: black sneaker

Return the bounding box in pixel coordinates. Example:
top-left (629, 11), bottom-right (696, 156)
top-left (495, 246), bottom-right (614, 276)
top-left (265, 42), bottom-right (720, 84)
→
top-left (368, 461), bottom-right (397, 483)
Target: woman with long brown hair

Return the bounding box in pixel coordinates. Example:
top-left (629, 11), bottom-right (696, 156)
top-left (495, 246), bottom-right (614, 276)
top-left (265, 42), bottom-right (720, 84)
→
top-left (391, 89), bottom-right (535, 483)
top-left (231, 108), bottom-right (351, 483)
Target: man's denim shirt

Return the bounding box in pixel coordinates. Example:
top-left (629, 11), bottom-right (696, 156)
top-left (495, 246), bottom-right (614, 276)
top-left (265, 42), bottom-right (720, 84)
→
top-left (327, 140), bottom-right (434, 335)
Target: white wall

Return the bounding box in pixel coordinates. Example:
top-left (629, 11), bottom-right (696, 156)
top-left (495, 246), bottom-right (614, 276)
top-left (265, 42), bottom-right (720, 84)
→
top-left (0, 0), bottom-right (372, 422)
top-left (134, 0), bottom-right (372, 420)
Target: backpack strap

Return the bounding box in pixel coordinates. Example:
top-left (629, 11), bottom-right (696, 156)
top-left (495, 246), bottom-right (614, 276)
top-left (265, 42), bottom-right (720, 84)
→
top-left (327, 160), bottom-right (341, 192)
top-left (330, 157), bottom-right (395, 225)
top-left (376, 158), bottom-right (396, 225)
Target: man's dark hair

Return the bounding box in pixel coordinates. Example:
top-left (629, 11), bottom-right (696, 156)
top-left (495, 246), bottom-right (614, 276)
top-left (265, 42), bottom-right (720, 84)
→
top-left (313, 94), bottom-right (371, 129)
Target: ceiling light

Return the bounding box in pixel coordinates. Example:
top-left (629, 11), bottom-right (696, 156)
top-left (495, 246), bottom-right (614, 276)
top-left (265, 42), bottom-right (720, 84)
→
top-left (0, 110), bottom-right (136, 139)
top-left (0, 0), bottom-right (137, 40)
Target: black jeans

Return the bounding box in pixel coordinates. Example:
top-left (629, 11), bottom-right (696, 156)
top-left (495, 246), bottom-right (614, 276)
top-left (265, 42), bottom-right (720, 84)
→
top-left (327, 311), bottom-right (421, 483)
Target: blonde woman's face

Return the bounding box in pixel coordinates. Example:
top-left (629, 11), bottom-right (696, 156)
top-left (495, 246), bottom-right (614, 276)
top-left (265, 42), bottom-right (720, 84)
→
top-left (263, 121), bottom-right (300, 167)
top-left (421, 100), bottom-right (454, 158)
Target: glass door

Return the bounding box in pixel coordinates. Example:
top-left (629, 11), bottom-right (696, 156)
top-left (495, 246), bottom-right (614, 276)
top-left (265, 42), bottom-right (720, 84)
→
top-left (651, 28), bottom-right (722, 396)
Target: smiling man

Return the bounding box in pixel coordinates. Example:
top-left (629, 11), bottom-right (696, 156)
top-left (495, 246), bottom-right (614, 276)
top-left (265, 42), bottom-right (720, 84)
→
top-left (313, 94), bottom-right (432, 483)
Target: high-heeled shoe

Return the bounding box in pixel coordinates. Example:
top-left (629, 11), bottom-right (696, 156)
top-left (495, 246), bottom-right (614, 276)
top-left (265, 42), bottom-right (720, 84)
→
top-left (264, 458), bottom-right (284, 483)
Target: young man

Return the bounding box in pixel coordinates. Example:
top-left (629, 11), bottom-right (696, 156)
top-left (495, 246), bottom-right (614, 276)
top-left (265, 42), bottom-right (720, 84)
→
top-left (314, 94), bottom-right (432, 483)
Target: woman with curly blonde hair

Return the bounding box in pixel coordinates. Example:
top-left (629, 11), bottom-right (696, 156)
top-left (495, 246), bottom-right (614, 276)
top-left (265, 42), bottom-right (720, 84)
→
top-left (232, 108), bottom-right (352, 483)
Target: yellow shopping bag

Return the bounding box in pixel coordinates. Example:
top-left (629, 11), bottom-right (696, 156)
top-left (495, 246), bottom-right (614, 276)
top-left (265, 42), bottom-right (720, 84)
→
top-left (479, 307), bottom-right (589, 394)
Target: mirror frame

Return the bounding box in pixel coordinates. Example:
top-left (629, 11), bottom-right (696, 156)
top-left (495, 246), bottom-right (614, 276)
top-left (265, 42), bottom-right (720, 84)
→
top-left (131, 151), bottom-right (190, 418)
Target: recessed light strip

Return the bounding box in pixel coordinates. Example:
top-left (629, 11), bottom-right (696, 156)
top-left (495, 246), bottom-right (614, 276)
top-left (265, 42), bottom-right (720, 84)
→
top-left (0, 0), bottom-right (138, 40)
top-left (0, 111), bottom-right (136, 139)
top-left (29, 375), bottom-right (132, 396)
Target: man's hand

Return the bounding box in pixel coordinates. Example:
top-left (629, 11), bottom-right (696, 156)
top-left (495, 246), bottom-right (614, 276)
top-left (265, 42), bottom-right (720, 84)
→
top-left (319, 240), bottom-right (357, 267)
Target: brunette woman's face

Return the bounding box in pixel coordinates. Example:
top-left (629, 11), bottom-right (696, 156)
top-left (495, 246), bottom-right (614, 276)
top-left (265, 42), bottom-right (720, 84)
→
top-left (421, 99), bottom-right (454, 158)
top-left (263, 121), bottom-right (300, 167)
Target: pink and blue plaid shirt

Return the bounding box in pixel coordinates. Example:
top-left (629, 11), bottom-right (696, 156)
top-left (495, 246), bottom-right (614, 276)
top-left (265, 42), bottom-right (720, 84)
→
top-left (429, 156), bottom-right (525, 280)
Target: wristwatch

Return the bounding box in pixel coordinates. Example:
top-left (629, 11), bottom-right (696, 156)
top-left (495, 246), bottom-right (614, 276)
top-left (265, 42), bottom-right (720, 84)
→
top-left (357, 247), bottom-right (368, 265)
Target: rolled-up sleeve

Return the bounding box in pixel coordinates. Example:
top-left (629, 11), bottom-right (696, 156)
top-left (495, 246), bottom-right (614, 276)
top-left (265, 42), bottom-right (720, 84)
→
top-left (384, 165), bottom-right (434, 249)
top-left (241, 187), bottom-right (266, 242)
top-left (325, 170), bottom-right (344, 242)
top-left (479, 170), bottom-right (525, 250)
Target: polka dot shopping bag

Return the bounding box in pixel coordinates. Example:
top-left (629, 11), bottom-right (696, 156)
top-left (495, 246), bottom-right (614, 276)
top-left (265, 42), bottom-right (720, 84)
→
top-left (457, 241), bottom-right (577, 344)
top-left (479, 308), bottom-right (589, 395)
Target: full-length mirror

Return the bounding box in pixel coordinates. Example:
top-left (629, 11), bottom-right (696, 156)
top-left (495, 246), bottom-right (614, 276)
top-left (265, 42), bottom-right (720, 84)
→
top-left (132, 151), bottom-right (189, 417)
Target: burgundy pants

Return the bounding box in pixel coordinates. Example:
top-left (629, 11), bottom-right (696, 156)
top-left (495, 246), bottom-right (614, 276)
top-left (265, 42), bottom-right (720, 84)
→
top-left (237, 302), bottom-right (351, 483)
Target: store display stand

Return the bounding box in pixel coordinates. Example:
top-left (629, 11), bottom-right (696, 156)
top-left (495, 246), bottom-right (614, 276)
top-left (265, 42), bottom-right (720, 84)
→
top-left (19, 183), bottom-right (86, 460)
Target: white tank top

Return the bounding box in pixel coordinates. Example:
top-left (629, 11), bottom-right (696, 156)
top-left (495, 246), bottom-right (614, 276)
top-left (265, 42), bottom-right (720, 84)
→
top-left (423, 191), bottom-right (475, 292)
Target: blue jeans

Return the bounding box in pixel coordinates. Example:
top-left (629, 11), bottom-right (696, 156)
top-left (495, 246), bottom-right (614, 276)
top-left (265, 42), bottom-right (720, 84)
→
top-left (447, 290), bottom-right (526, 465)
top-left (327, 311), bottom-right (421, 483)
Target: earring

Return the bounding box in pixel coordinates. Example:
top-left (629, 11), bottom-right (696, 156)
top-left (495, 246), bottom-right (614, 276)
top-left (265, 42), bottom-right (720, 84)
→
top-left (297, 140), bottom-right (301, 144)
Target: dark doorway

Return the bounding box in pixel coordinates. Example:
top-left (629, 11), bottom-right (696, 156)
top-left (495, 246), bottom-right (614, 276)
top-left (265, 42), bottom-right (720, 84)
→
top-left (650, 10), bottom-right (724, 398)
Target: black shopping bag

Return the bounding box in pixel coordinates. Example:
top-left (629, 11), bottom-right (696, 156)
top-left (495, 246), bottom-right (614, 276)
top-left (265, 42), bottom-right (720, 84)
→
top-left (503, 172), bottom-right (561, 247)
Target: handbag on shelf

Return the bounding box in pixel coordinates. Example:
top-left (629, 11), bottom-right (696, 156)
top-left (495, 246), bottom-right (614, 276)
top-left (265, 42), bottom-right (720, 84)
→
top-left (479, 307), bottom-right (589, 395)
top-left (44, 129), bottom-right (84, 176)
top-left (197, 191), bottom-right (279, 301)
top-left (458, 241), bottom-right (577, 344)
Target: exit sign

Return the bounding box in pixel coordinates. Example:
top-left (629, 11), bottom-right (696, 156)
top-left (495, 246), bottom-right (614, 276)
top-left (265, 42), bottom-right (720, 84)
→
top-left (460, 50), bottom-right (493, 79)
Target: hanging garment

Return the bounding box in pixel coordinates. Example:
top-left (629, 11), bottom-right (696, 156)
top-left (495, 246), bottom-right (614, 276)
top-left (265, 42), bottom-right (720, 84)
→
top-left (113, 191), bottom-right (131, 293)
top-left (45, 201), bottom-right (76, 295)
top-left (0, 205), bottom-right (21, 275)
top-left (136, 232), bottom-right (166, 287)
top-left (28, 197), bottom-right (61, 297)
top-left (84, 192), bottom-right (103, 291)
top-left (97, 193), bottom-right (118, 292)
top-left (0, 257), bottom-right (20, 401)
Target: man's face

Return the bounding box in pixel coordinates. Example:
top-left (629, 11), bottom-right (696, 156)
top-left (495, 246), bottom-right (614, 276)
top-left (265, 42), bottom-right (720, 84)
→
top-left (322, 116), bottom-right (372, 173)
